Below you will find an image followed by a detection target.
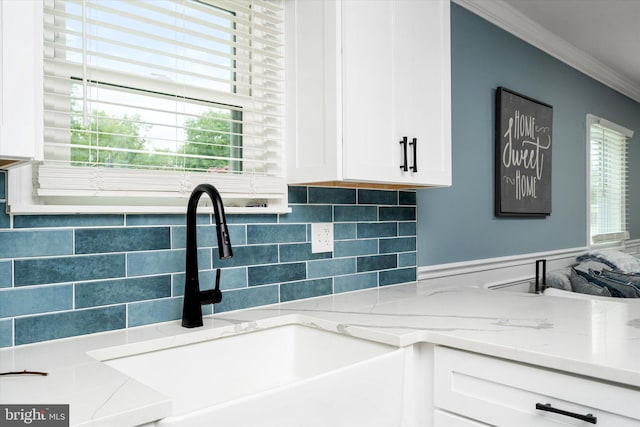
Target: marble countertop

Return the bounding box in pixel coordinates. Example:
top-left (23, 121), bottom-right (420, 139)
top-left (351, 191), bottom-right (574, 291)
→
top-left (2, 282), bottom-right (640, 426)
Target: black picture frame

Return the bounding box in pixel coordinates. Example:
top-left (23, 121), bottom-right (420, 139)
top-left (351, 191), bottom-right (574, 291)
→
top-left (495, 87), bottom-right (553, 217)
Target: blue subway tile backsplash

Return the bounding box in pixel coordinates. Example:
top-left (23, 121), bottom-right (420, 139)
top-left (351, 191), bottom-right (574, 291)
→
top-left (280, 278), bottom-right (333, 302)
top-left (334, 205), bottom-right (377, 222)
top-left (358, 189), bottom-right (398, 205)
top-left (380, 237), bottom-right (417, 254)
top-left (308, 187), bottom-right (356, 205)
top-left (127, 297), bottom-right (186, 328)
top-left (279, 243), bottom-right (331, 262)
top-left (399, 191), bottom-right (417, 206)
top-left (334, 272), bottom-right (378, 293)
top-left (0, 319), bottom-right (12, 347)
top-left (246, 224), bottom-right (306, 244)
top-left (75, 227), bottom-right (171, 254)
top-left (357, 222), bottom-right (397, 239)
top-left (0, 230), bottom-right (73, 259)
top-left (248, 262), bottom-right (307, 287)
top-left (380, 267), bottom-right (417, 286)
top-left (287, 186), bottom-right (308, 204)
top-left (0, 203), bottom-right (10, 229)
top-left (308, 258), bottom-right (355, 279)
top-left (0, 261), bottom-right (12, 288)
top-left (279, 205), bottom-right (333, 223)
top-left (216, 285), bottom-right (279, 313)
top-left (0, 173), bottom-right (416, 347)
top-left (357, 254), bottom-right (398, 272)
top-left (379, 206), bottom-right (416, 221)
top-left (75, 276), bottom-right (171, 309)
top-left (0, 285), bottom-right (73, 318)
top-left (14, 254), bottom-right (126, 286)
top-left (334, 239), bottom-right (378, 258)
top-left (14, 214), bottom-right (124, 229)
top-left (14, 305), bottom-right (126, 345)
top-left (222, 245), bottom-right (278, 268)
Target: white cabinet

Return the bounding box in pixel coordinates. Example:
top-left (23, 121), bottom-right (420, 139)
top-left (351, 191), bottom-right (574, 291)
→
top-left (434, 346), bottom-right (640, 426)
top-left (286, 0), bottom-right (451, 188)
top-left (0, 0), bottom-right (42, 167)
top-left (434, 410), bottom-right (489, 427)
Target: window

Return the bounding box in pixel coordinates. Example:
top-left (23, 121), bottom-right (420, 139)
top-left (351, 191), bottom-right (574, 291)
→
top-left (587, 114), bottom-right (633, 245)
top-left (10, 0), bottom-right (286, 213)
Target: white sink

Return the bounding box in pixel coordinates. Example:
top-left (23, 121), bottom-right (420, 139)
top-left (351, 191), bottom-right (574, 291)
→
top-left (101, 324), bottom-right (404, 426)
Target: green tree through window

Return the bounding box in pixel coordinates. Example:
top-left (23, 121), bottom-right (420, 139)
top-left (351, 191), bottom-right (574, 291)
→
top-left (182, 109), bottom-right (241, 172)
top-left (70, 108), bottom-right (240, 172)
top-left (71, 111), bottom-right (151, 167)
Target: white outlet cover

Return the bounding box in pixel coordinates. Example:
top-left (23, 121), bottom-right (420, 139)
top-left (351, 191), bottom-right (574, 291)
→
top-left (311, 223), bottom-right (334, 253)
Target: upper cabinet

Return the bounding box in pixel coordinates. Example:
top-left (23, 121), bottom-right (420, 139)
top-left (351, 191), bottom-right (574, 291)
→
top-left (0, 1), bottom-right (42, 168)
top-left (286, 0), bottom-right (451, 188)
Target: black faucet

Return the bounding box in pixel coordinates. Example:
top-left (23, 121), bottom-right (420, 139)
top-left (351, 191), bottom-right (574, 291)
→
top-left (182, 184), bottom-right (233, 328)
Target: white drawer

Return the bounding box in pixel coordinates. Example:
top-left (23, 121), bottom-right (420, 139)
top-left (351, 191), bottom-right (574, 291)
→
top-left (434, 409), bottom-right (489, 427)
top-left (434, 346), bottom-right (640, 426)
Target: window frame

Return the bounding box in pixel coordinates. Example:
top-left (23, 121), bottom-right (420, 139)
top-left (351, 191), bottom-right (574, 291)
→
top-left (6, 0), bottom-right (288, 215)
top-left (586, 114), bottom-right (633, 247)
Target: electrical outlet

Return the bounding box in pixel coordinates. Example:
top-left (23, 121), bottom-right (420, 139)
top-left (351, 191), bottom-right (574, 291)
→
top-left (311, 222), bottom-right (334, 253)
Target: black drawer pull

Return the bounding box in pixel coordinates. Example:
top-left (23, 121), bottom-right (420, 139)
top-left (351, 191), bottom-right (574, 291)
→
top-left (410, 137), bottom-right (418, 172)
top-left (536, 403), bottom-right (597, 424)
top-left (399, 136), bottom-right (408, 172)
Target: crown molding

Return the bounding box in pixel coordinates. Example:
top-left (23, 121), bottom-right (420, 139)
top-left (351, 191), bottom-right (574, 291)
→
top-left (453, 0), bottom-right (640, 103)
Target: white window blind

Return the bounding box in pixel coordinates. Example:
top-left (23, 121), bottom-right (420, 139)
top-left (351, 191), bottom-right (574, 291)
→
top-left (38, 0), bottom-right (286, 212)
top-left (588, 115), bottom-right (633, 245)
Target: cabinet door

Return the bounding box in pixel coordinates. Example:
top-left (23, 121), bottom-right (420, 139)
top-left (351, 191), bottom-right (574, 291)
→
top-left (434, 410), bottom-right (489, 427)
top-left (341, 1), bottom-right (394, 184)
top-left (394, 0), bottom-right (451, 186)
top-left (435, 346), bottom-right (640, 426)
top-left (285, 0), bottom-right (341, 184)
top-left (342, 0), bottom-right (450, 186)
top-left (0, 0), bottom-right (42, 163)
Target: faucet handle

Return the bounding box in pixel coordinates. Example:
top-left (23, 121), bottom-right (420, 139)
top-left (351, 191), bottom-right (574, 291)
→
top-left (200, 289), bottom-right (222, 305)
top-left (199, 268), bottom-right (223, 305)
top-left (213, 268), bottom-right (223, 304)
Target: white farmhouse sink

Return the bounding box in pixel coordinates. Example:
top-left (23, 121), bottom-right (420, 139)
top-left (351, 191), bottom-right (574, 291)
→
top-left (101, 324), bottom-right (405, 426)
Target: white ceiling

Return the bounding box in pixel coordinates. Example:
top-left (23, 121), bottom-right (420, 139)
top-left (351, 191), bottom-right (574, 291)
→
top-left (455, 0), bottom-right (640, 102)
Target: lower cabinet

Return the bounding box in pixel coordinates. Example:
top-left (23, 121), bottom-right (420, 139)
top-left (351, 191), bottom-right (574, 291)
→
top-left (434, 346), bottom-right (640, 426)
top-left (434, 410), bottom-right (488, 426)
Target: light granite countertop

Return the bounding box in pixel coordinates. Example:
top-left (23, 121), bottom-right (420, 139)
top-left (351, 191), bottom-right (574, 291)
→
top-left (2, 282), bottom-right (640, 426)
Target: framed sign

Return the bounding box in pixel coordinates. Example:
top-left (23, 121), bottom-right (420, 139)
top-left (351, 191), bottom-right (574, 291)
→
top-left (495, 87), bottom-right (552, 217)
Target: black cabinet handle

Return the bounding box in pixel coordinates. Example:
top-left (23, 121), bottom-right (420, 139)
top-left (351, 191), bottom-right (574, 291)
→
top-left (410, 137), bottom-right (418, 172)
top-left (536, 403), bottom-right (597, 424)
top-left (399, 137), bottom-right (408, 172)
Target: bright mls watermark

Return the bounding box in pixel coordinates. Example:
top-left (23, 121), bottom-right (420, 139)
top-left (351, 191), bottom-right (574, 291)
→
top-left (0, 405), bottom-right (68, 426)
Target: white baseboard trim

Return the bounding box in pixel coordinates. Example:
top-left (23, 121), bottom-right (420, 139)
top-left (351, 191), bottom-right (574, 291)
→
top-left (625, 239), bottom-right (640, 254)
top-left (418, 247), bottom-right (588, 290)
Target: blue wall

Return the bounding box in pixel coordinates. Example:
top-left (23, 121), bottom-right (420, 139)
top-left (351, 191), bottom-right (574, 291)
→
top-left (0, 174), bottom-right (416, 347)
top-left (418, 4), bottom-right (640, 266)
